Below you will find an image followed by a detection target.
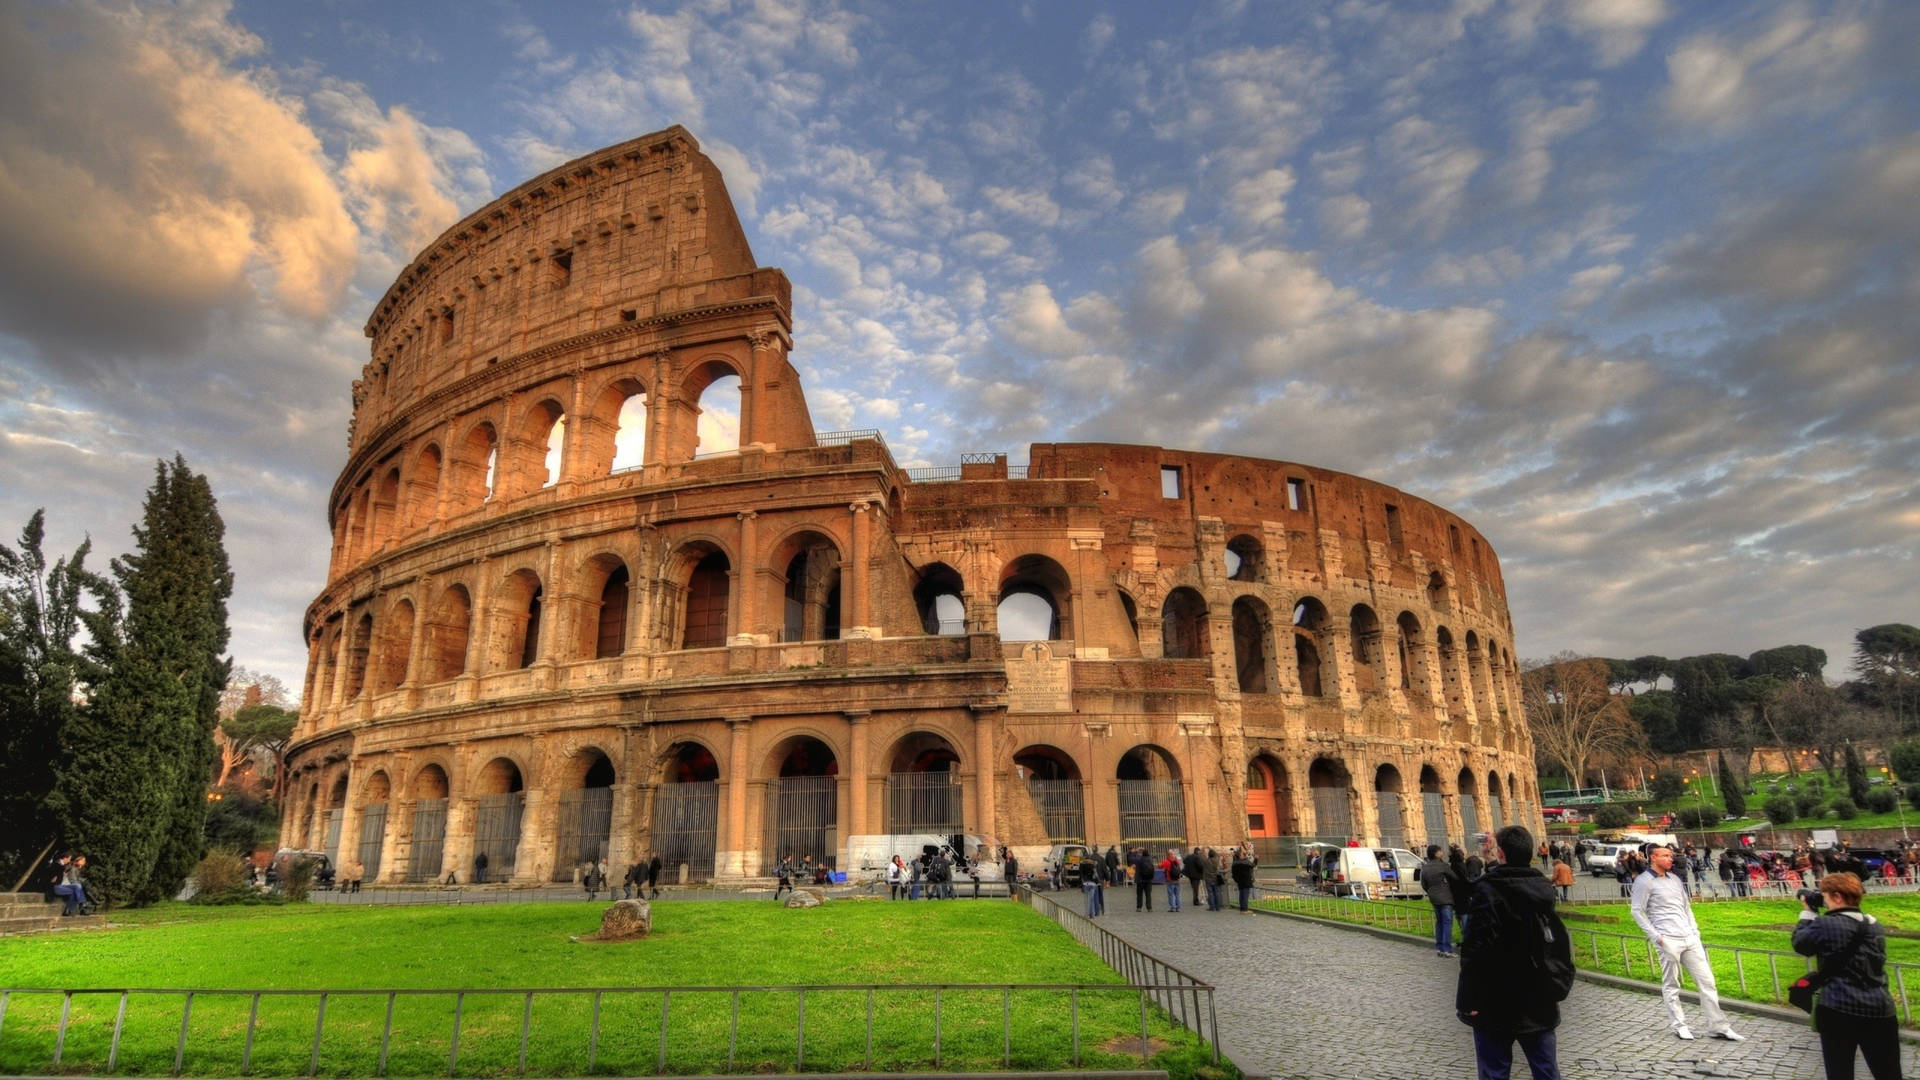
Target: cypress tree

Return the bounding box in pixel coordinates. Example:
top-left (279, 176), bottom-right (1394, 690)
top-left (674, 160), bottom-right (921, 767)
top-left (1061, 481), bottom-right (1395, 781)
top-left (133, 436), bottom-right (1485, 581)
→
top-left (54, 458), bottom-right (232, 905)
top-left (1717, 751), bottom-right (1746, 818)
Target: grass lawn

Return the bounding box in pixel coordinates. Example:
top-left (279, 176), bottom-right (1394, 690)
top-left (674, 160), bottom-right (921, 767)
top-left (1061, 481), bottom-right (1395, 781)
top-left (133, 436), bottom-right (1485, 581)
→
top-left (0, 900), bottom-right (1222, 1078)
top-left (1260, 891), bottom-right (1920, 1020)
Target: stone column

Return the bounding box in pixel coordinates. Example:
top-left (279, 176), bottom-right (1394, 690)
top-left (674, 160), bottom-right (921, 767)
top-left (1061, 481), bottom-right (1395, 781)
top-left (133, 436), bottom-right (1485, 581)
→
top-left (846, 711), bottom-right (870, 839)
top-left (734, 510), bottom-right (758, 641)
top-left (972, 705), bottom-right (999, 840)
top-left (742, 332), bottom-right (772, 447)
top-left (848, 501), bottom-right (872, 634)
top-left (722, 717), bottom-right (752, 878)
top-left (1326, 616), bottom-right (1359, 712)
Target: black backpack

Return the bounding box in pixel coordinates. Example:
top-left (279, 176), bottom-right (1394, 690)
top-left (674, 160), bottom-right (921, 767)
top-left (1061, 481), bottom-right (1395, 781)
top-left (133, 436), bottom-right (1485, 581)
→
top-left (1483, 884), bottom-right (1576, 1003)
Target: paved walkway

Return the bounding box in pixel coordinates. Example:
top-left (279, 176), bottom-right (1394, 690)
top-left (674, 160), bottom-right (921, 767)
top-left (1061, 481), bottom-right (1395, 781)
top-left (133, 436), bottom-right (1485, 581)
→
top-left (1038, 890), bottom-right (1902, 1080)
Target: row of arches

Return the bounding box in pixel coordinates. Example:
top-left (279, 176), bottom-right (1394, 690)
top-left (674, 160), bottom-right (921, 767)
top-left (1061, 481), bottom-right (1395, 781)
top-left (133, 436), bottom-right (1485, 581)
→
top-left (334, 362), bottom-right (745, 569)
top-left (1243, 755), bottom-right (1528, 850)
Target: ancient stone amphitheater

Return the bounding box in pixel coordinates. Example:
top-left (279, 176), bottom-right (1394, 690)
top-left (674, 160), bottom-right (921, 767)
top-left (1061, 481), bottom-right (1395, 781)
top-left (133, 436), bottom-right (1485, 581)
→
top-left (282, 126), bottom-right (1539, 885)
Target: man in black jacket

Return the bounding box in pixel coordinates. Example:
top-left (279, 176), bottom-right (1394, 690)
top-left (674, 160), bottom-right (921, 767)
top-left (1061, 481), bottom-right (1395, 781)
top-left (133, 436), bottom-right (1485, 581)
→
top-left (1457, 825), bottom-right (1572, 1080)
top-left (1183, 848), bottom-right (1205, 907)
top-left (1420, 844), bottom-right (1458, 957)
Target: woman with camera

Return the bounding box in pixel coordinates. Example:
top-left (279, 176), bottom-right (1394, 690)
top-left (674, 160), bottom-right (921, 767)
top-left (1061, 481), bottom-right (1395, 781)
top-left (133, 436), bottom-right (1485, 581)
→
top-left (1793, 872), bottom-right (1901, 1079)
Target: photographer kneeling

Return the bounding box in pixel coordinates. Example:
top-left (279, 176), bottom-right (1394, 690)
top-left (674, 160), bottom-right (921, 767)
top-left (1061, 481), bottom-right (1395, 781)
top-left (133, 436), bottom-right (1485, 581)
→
top-left (1793, 872), bottom-right (1901, 1080)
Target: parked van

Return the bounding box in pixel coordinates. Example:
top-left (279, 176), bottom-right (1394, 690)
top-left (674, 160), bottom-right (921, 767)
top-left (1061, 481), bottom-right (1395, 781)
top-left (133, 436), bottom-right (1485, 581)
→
top-left (1372, 848), bottom-right (1424, 896)
top-left (1316, 846), bottom-right (1385, 898)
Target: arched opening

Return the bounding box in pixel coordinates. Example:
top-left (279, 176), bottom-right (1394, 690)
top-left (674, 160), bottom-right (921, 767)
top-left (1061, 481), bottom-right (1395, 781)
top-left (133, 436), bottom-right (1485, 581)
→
top-left (775, 533), bottom-right (842, 642)
top-left (1397, 612), bottom-right (1430, 702)
top-left (1486, 769), bottom-right (1505, 831)
top-left (344, 612), bottom-right (373, 700)
top-left (323, 776), bottom-right (349, 865)
top-left (612, 391), bottom-right (648, 471)
top-left (585, 377), bottom-right (649, 475)
top-left (542, 415), bottom-right (567, 487)
top-left (501, 569), bottom-right (543, 670)
top-left (407, 764), bottom-right (449, 882)
top-left (654, 742), bottom-right (719, 882)
top-left (1457, 767), bottom-right (1482, 843)
top-left (913, 562), bottom-right (967, 636)
top-left (1245, 754), bottom-right (1294, 843)
top-left (577, 555), bottom-right (630, 660)
top-left (377, 599), bottom-right (414, 693)
top-left (426, 584), bottom-right (472, 682)
top-left (1375, 765), bottom-right (1405, 848)
top-left (765, 736), bottom-right (840, 870)
top-left (1419, 766), bottom-right (1447, 851)
top-left (695, 373), bottom-right (741, 456)
top-left (1350, 604), bottom-right (1385, 695)
top-left (1232, 596), bottom-right (1273, 693)
top-left (408, 444), bottom-right (442, 528)
top-left (1116, 745), bottom-right (1185, 846)
top-left (473, 757), bottom-right (526, 878)
top-left (357, 771), bottom-right (391, 882)
top-left (1466, 631), bottom-right (1493, 719)
top-left (553, 750), bottom-right (616, 881)
top-left (997, 554), bottom-right (1071, 642)
top-left (507, 399), bottom-right (566, 496)
top-left (1161, 587), bottom-right (1210, 660)
top-left (1308, 757), bottom-right (1352, 841)
top-left (884, 732), bottom-right (962, 835)
top-left (1118, 590), bottom-right (1140, 648)
top-left (452, 422), bottom-right (497, 509)
top-left (1438, 627), bottom-right (1466, 723)
top-left (1015, 745), bottom-right (1084, 843)
top-left (311, 624), bottom-right (337, 708)
top-left (1225, 534), bottom-right (1263, 582)
top-left (1293, 598), bottom-right (1330, 698)
top-left (372, 468), bottom-right (401, 548)
top-left (679, 549), bottom-right (731, 650)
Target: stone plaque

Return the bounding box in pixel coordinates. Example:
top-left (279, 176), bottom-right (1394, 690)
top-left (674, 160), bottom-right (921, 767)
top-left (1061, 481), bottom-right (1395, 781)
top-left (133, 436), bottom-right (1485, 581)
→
top-left (1006, 641), bottom-right (1072, 713)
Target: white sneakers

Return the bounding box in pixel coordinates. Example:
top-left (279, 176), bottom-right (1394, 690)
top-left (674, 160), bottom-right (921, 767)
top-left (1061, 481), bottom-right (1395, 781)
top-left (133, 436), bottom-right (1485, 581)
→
top-left (1675, 1026), bottom-right (1696, 1040)
top-left (1676, 1025), bottom-right (1745, 1042)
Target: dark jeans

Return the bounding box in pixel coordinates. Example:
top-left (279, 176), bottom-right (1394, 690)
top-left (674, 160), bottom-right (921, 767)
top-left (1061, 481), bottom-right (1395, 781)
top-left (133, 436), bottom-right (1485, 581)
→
top-left (1817, 1010), bottom-right (1902, 1080)
top-left (1236, 883), bottom-right (1252, 911)
top-left (1472, 1027), bottom-right (1559, 1080)
top-left (1135, 881), bottom-right (1153, 910)
top-left (1433, 903), bottom-right (1455, 954)
top-left (1205, 881), bottom-right (1222, 910)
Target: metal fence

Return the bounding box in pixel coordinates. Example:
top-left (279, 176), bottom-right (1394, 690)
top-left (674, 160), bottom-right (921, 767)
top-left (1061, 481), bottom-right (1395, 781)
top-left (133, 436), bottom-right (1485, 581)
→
top-left (1021, 888), bottom-right (1220, 1060)
top-left (1259, 888), bottom-right (1920, 1024)
top-left (0, 978), bottom-right (1207, 1078)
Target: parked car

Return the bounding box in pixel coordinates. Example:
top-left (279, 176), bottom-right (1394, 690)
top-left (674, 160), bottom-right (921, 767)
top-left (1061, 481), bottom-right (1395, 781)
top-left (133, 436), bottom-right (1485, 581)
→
top-left (1372, 848), bottom-right (1424, 896)
top-left (1586, 842), bottom-right (1626, 877)
top-left (1048, 844), bottom-right (1094, 888)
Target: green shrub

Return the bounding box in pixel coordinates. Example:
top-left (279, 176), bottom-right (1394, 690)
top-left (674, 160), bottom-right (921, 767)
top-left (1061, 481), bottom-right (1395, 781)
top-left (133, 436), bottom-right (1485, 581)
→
top-left (1805, 774), bottom-right (1827, 793)
top-left (1893, 740), bottom-right (1920, 784)
top-left (190, 850), bottom-right (249, 897)
top-left (1905, 782), bottom-right (1920, 808)
top-left (1593, 804), bottom-right (1632, 829)
top-left (1796, 792), bottom-right (1825, 817)
top-left (1867, 789), bottom-right (1898, 814)
top-left (1675, 805), bottom-right (1718, 830)
top-left (283, 857), bottom-right (317, 902)
top-left (1766, 782), bottom-right (1781, 796)
top-left (1764, 796), bottom-right (1797, 825)
top-left (1649, 770), bottom-right (1685, 802)
top-left (1830, 796), bottom-right (1859, 820)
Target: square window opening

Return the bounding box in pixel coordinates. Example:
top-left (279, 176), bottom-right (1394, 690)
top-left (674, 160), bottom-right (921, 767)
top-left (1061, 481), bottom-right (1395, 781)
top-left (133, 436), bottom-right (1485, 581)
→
top-left (1386, 504), bottom-right (1403, 545)
top-left (1161, 465), bottom-right (1181, 499)
top-left (1286, 477), bottom-right (1306, 512)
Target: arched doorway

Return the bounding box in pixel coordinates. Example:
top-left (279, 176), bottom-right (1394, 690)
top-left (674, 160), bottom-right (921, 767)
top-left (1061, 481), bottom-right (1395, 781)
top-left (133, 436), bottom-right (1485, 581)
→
top-left (1116, 745), bottom-right (1185, 847)
top-left (653, 743), bottom-right (719, 882)
top-left (323, 776), bottom-right (348, 865)
top-left (1458, 768), bottom-right (1482, 844)
top-left (407, 765), bottom-right (449, 882)
top-left (765, 736), bottom-right (840, 869)
top-left (1419, 766), bottom-right (1447, 851)
top-left (473, 757), bottom-right (526, 879)
top-left (1487, 770), bottom-right (1506, 831)
top-left (1308, 757), bottom-right (1352, 841)
top-left (552, 750), bottom-right (616, 880)
top-left (358, 771), bottom-right (391, 882)
top-left (1244, 755), bottom-right (1294, 861)
top-left (1375, 765), bottom-right (1405, 848)
top-left (884, 733), bottom-right (963, 835)
top-left (1014, 745), bottom-right (1084, 843)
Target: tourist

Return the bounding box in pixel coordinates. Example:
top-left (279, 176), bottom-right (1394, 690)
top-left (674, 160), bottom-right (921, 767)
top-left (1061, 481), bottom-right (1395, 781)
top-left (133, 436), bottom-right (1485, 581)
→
top-left (773, 853), bottom-right (794, 901)
top-left (1203, 847), bottom-right (1224, 911)
top-left (1456, 826), bottom-right (1572, 1080)
top-left (647, 850), bottom-right (664, 899)
top-left (1159, 848), bottom-right (1184, 912)
top-left (1631, 845), bottom-right (1743, 1041)
top-left (1130, 847), bottom-right (1154, 912)
top-left (622, 861), bottom-right (642, 899)
top-left (1794, 872), bottom-right (1900, 1079)
top-left (1183, 846), bottom-right (1205, 907)
top-left (54, 854), bottom-right (90, 916)
top-left (1421, 844), bottom-right (1459, 957)
top-left (888, 854), bottom-right (906, 899)
top-left (1231, 844), bottom-right (1257, 913)
top-left (1003, 850), bottom-right (1019, 900)
top-left (472, 849), bottom-right (488, 885)
top-left (1551, 855), bottom-right (1574, 903)
top-left (1082, 855), bottom-right (1104, 917)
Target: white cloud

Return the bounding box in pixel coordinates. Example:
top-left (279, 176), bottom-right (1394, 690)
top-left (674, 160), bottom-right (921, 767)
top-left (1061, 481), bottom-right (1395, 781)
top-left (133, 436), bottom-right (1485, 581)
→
top-left (1227, 168), bottom-right (1295, 232)
top-left (1665, 8), bottom-right (1874, 132)
top-left (1567, 0), bottom-right (1669, 67)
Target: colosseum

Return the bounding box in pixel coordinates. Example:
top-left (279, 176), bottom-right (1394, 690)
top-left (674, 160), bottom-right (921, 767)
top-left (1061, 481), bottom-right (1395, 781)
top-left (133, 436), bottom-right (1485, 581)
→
top-left (281, 126), bottom-right (1541, 886)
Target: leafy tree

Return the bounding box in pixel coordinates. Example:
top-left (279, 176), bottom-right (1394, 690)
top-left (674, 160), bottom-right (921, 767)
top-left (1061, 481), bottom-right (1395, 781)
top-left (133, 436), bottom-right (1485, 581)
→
top-left (1675, 805), bottom-right (1718, 830)
top-left (1717, 752), bottom-right (1746, 817)
top-left (220, 704), bottom-right (297, 800)
top-left (1747, 645), bottom-right (1827, 683)
top-left (1831, 796), bottom-right (1859, 820)
top-left (1649, 768), bottom-right (1684, 802)
top-left (0, 511), bottom-right (106, 883)
top-left (1853, 624), bottom-right (1920, 730)
top-left (1867, 788), bottom-right (1898, 814)
top-left (1845, 741), bottom-right (1871, 805)
top-left (1667, 653), bottom-right (1748, 749)
top-left (1593, 804), bottom-right (1631, 829)
top-left (1521, 653), bottom-right (1645, 789)
top-left (52, 458), bottom-right (232, 906)
top-left (1892, 740), bottom-right (1920, 785)
top-left (1763, 796), bottom-right (1796, 825)
top-left (216, 668), bottom-right (291, 790)
top-left (1629, 691), bottom-right (1684, 753)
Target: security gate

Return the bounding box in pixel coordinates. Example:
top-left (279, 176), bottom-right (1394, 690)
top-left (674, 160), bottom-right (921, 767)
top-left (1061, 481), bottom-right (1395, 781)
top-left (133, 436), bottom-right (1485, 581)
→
top-left (652, 780), bottom-right (718, 881)
top-left (474, 792), bottom-right (525, 875)
top-left (1422, 792), bottom-right (1447, 851)
top-left (408, 798), bottom-right (447, 882)
top-left (1027, 779), bottom-right (1085, 843)
top-left (1311, 786), bottom-right (1352, 842)
top-left (885, 771), bottom-right (962, 835)
top-left (1117, 780), bottom-right (1185, 845)
top-left (553, 787), bottom-right (614, 880)
top-left (765, 776), bottom-right (838, 868)
top-left (357, 803), bottom-right (387, 879)
top-left (1461, 796), bottom-right (1481, 845)
top-left (1376, 792), bottom-right (1404, 848)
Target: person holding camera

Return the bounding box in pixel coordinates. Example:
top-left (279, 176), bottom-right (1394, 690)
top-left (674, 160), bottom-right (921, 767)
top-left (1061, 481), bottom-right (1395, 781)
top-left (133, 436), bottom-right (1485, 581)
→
top-left (1794, 873), bottom-right (1900, 1079)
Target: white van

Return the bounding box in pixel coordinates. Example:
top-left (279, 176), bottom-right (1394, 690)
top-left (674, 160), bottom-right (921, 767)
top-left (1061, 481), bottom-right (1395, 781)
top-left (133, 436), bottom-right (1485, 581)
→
top-left (1317, 846), bottom-right (1385, 898)
top-left (1372, 848), bottom-right (1424, 896)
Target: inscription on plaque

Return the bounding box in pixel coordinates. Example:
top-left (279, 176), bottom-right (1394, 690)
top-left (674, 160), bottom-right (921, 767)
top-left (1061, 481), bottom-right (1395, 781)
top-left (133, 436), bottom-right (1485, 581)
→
top-left (1006, 641), bottom-right (1073, 713)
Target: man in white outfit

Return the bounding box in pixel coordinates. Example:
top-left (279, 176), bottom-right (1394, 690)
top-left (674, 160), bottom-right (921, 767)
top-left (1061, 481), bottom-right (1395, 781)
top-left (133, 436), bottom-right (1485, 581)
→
top-left (1630, 845), bottom-right (1745, 1041)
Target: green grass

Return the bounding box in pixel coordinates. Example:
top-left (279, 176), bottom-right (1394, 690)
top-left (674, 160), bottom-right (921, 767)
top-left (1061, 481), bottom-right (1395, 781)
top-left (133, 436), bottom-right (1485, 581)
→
top-left (0, 900), bottom-right (1223, 1078)
top-left (1261, 891), bottom-right (1920, 1019)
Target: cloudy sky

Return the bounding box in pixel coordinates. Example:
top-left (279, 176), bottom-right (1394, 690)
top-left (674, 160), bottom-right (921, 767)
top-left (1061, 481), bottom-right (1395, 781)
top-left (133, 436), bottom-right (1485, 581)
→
top-left (1, 0), bottom-right (1915, 697)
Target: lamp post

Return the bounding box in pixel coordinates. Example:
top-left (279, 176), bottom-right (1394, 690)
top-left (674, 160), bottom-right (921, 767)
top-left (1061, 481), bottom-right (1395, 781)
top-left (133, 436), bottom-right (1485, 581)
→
top-left (1885, 766), bottom-right (1910, 841)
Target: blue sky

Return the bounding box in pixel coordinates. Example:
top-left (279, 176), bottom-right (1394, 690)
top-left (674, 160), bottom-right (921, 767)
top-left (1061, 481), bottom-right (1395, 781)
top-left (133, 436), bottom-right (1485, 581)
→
top-left (1, 0), bottom-right (1915, 695)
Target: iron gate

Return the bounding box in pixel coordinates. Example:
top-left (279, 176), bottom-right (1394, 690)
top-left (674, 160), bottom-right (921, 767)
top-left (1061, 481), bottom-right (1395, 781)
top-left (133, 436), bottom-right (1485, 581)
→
top-left (475, 792), bottom-right (525, 874)
top-left (1117, 780), bottom-right (1185, 845)
top-left (357, 803), bottom-right (387, 879)
top-left (885, 771), bottom-right (962, 835)
top-left (553, 787), bottom-right (614, 880)
top-left (652, 780), bottom-right (718, 881)
top-left (1026, 779), bottom-right (1085, 842)
top-left (1376, 791), bottom-right (1404, 848)
top-left (408, 798), bottom-right (447, 882)
top-left (1311, 786), bottom-right (1351, 841)
top-left (1422, 791), bottom-right (1447, 851)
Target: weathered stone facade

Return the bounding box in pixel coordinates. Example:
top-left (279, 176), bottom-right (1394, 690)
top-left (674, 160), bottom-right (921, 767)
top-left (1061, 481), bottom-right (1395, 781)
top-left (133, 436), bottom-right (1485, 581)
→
top-left (282, 126), bottom-right (1541, 885)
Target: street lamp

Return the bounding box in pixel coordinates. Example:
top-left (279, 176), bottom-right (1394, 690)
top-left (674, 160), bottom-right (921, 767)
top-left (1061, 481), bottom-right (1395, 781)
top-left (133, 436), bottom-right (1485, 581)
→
top-left (1885, 766), bottom-right (1910, 841)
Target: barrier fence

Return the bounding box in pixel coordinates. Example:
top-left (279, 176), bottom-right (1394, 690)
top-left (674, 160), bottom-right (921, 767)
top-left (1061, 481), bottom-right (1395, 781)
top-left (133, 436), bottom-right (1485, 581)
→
top-left (0, 978), bottom-right (1209, 1078)
top-left (1259, 888), bottom-right (1920, 1024)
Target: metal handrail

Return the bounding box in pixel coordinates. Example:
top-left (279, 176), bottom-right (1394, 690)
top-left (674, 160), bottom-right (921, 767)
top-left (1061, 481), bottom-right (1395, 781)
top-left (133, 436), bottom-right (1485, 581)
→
top-left (1021, 887), bottom-right (1221, 1062)
top-left (1259, 889), bottom-right (1920, 1024)
top-left (813, 429), bottom-right (884, 447)
top-left (0, 979), bottom-right (1202, 1077)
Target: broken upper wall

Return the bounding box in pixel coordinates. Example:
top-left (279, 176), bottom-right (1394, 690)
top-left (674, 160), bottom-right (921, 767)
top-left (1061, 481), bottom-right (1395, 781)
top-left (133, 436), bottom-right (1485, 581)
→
top-left (346, 125), bottom-right (784, 455)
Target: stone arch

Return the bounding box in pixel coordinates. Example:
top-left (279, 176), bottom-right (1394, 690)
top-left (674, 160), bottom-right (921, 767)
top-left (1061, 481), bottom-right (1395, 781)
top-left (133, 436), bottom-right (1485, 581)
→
top-left (1015, 744), bottom-right (1085, 844)
top-left (371, 467), bottom-right (402, 548)
top-left (685, 357), bottom-right (743, 458)
top-left (669, 541), bottom-right (731, 650)
top-left (1245, 753), bottom-right (1294, 839)
top-left (768, 527), bottom-right (843, 643)
top-left (496, 568), bottom-right (545, 670)
top-left (472, 755), bottom-right (527, 877)
top-left (450, 420), bottom-right (498, 508)
top-left (575, 553), bottom-right (631, 660)
top-left (377, 597), bottom-right (415, 693)
top-left (997, 553), bottom-right (1073, 642)
top-left (655, 740), bottom-right (720, 881)
top-left (1117, 744), bottom-right (1185, 847)
top-left (884, 730), bottom-right (964, 834)
top-left (406, 762), bottom-right (450, 882)
top-left (1308, 756), bottom-right (1353, 840)
top-left (407, 443), bottom-right (442, 528)
top-left (311, 623), bottom-right (338, 708)
top-left (765, 734), bottom-right (841, 868)
top-left (1397, 611), bottom-right (1433, 712)
top-left (552, 746), bottom-right (617, 879)
top-left (1225, 533), bottom-right (1263, 582)
top-left (505, 397), bottom-right (567, 496)
top-left (1160, 586), bottom-right (1210, 660)
top-left (1437, 626), bottom-right (1466, 723)
top-left (343, 610), bottom-right (373, 700)
top-left (1465, 630), bottom-right (1494, 719)
top-left (1374, 764), bottom-right (1406, 847)
top-left (1231, 596), bottom-right (1275, 693)
top-left (1292, 597), bottom-right (1331, 698)
top-left (913, 561), bottom-right (967, 636)
top-left (1486, 768), bottom-right (1506, 831)
top-left (1457, 766), bottom-right (1483, 841)
top-left (1350, 603), bottom-right (1385, 696)
top-left (1417, 765), bottom-right (1448, 851)
top-left (584, 374), bottom-right (651, 475)
top-left (425, 583), bottom-right (472, 682)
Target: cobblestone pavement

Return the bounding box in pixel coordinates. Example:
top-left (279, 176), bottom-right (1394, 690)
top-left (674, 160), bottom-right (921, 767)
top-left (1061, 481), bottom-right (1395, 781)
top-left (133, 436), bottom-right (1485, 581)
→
top-left (1050, 891), bottom-right (1910, 1080)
